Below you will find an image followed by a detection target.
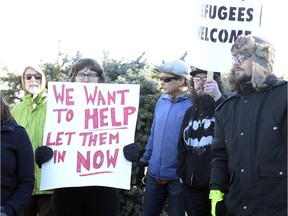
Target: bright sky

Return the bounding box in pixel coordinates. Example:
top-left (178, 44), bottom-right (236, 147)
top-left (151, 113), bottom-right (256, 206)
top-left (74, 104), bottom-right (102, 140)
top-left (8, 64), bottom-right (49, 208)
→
top-left (0, 0), bottom-right (286, 77)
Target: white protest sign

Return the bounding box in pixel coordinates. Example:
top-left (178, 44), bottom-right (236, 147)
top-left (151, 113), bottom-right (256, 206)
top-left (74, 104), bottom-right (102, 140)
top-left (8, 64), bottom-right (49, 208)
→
top-left (189, 0), bottom-right (263, 72)
top-left (40, 82), bottom-right (140, 190)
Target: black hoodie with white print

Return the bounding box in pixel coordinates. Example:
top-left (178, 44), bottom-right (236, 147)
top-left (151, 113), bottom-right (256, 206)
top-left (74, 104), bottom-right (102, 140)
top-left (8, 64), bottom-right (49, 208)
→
top-left (177, 97), bottom-right (224, 190)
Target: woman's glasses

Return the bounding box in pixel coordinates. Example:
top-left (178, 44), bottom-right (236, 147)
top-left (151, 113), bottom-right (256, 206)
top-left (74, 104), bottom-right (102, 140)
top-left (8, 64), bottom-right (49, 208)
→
top-left (76, 73), bottom-right (98, 79)
top-left (160, 76), bottom-right (178, 83)
top-left (24, 74), bottom-right (42, 80)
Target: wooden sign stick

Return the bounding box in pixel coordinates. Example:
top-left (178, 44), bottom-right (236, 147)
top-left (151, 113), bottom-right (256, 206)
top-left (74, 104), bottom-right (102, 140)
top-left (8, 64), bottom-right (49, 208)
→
top-left (207, 71), bottom-right (214, 80)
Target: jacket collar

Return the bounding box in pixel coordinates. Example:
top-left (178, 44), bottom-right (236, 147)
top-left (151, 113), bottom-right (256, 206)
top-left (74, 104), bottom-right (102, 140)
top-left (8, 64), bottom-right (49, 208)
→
top-left (1, 118), bottom-right (18, 132)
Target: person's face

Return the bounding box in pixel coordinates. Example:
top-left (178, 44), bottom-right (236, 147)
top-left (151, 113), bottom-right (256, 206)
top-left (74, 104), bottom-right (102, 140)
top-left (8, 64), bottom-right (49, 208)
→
top-left (75, 67), bottom-right (99, 83)
top-left (192, 73), bottom-right (207, 95)
top-left (160, 73), bottom-right (185, 97)
top-left (232, 54), bottom-right (253, 84)
top-left (24, 68), bottom-right (42, 95)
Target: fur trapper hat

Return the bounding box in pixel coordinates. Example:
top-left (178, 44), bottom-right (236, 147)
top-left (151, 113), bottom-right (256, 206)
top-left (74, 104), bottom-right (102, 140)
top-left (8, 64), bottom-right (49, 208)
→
top-left (231, 35), bottom-right (275, 90)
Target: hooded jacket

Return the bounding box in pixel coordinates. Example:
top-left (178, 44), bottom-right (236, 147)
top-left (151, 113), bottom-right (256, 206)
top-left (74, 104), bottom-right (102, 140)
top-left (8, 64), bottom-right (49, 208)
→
top-left (210, 75), bottom-right (287, 215)
top-left (140, 92), bottom-right (192, 181)
top-left (11, 65), bottom-right (52, 196)
top-left (1, 118), bottom-right (35, 216)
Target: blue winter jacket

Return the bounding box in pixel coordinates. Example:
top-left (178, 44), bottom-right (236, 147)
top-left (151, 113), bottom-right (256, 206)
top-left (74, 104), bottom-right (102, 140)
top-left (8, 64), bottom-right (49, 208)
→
top-left (141, 92), bottom-right (192, 181)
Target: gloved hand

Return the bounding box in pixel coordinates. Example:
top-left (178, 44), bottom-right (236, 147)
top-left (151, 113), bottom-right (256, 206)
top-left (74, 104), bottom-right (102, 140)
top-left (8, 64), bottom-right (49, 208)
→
top-left (35, 146), bottom-right (53, 168)
top-left (136, 161), bottom-right (147, 188)
top-left (123, 143), bottom-right (140, 162)
top-left (209, 190), bottom-right (226, 216)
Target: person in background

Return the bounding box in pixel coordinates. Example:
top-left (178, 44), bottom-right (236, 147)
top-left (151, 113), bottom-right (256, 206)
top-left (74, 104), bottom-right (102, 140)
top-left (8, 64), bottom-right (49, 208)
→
top-left (177, 68), bottom-right (225, 216)
top-left (1, 94), bottom-right (35, 216)
top-left (35, 58), bottom-right (140, 216)
top-left (11, 65), bottom-right (53, 216)
top-left (136, 59), bottom-right (192, 216)
top-left (209, 34), bottom-right (287, 215)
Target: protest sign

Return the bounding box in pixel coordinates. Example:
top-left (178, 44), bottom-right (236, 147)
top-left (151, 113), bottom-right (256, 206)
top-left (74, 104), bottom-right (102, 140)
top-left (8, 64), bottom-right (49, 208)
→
top-left (189, 0), bottom-right (263, 72)
top-left (40, 82), bottom-right (140, 190)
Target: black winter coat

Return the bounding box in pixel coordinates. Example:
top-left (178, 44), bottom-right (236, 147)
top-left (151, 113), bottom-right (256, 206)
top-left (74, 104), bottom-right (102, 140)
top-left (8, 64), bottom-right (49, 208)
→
top-left (1, 119), bottom-right (35, 216)
top-left (210, 78), bottom-right (287, 215)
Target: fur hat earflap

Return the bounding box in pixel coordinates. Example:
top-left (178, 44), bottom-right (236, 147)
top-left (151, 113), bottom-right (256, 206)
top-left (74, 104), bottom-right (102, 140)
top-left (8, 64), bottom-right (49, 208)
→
top-left (231, 35), bottom-right (275, 90)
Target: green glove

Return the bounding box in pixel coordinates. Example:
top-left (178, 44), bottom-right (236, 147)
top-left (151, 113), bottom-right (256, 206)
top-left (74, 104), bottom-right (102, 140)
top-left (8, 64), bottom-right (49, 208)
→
top-left (209, 190), bottom-right (225, 216)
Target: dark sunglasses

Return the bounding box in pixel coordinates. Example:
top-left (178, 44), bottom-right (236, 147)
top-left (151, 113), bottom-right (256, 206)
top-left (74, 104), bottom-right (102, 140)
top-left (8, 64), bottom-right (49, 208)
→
top-left (24, 74), bottom-right (42, 80)
top-left (160, 76), bottom-right (178, 83)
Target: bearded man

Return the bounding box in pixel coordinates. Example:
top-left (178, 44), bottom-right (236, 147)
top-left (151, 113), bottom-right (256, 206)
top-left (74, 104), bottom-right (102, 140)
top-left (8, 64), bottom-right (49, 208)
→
top-left (177, 68), bottom-right (225, 216)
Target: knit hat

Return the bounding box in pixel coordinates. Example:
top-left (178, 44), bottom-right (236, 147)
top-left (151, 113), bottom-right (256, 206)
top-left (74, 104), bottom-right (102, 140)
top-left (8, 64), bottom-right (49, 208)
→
top-left (231, 35), bottom-right (275, 90)
top-left (21, 65), bottom-right (46, 94)
top-left (155, 59), bottom-right (190, 80)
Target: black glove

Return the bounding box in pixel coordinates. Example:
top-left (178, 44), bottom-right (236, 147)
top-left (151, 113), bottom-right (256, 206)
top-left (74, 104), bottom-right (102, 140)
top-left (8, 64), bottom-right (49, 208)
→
top-left (216, 200), bottom-right (226, 216)
top-left (136, 161), bottom-right (147, 188)
top-left (123, 143), bottom-right (140, 162)
top-left (35, 146), bottom-right (53, 168)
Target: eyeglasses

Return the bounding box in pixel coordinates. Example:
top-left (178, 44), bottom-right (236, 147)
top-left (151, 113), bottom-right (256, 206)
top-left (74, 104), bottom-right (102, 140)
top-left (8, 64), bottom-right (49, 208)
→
top-left (24, 74), bottom-right (42, 80)
top-left (192, 77), bottom-right (207, 82)
top-left (232, 54), bottom-right (252, 64)
top-left (160, 76), bottom-right (178, 83)
top-left (76, 73), bottom-right (98, 79)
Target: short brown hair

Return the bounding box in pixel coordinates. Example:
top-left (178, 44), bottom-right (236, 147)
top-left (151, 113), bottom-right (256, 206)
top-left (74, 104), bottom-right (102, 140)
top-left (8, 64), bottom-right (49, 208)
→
top-left (68, 58), bottom-right (105, 83)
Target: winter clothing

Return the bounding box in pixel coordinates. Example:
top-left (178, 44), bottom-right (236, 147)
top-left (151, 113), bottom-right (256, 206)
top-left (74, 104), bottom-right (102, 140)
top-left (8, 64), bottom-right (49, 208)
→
top-left (209, 190), bottom-right (226, 216)
top-left (210, 76), bottom-right (287, 215)
top-left (140, 91), bottom-right (192, 216)
top-left (1, 119), bottom-right (35, 216)
top-left (141, 92), bottom-right (192, 180)
top-left (21, 65), bottom-right (46, 94)
top-left (52, 187), bottom-right (120, 216)
top-left (135, 161), bottom-right (147, 188)
top-left (35, 146), bottom-right (54, 168)
top-left (155, 59), bottom-right (191, 79)
top-left (123, 143), bottom-right (140, 162)
top-left (177, 97), bottom-right (225, 190)
top-left (190, 68), bottom-right (220, 79)
top-left (52, 58), bottom-right (121, 216)
top-left (11, 73), bottom-right (51, 197)
top-left (11, 65), bottom-right (53, 216)
top-left (230, 35), bottom-right (275, 90)
top-left (177, 95), bottom-right (225, 216)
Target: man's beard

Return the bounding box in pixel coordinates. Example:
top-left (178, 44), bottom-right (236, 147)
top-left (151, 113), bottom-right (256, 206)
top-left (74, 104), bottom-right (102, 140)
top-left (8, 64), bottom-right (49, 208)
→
top-left (235, 73), bottom-right (252, 85)
top-left (190, 88), bottom-right (214, 109)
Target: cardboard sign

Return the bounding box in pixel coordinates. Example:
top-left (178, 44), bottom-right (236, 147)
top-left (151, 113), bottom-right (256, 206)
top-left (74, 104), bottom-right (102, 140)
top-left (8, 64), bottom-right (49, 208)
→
top-left (189, 0), bottom-right (263, 73)
top-left (40, 82), bottom-right (140, 190)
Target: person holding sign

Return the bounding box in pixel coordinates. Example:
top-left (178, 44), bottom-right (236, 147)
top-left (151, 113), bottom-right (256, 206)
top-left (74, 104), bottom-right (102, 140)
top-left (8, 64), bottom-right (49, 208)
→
top-left (1, 94), bottom-right (35, 216)
top-left (209, 35), bottom-right (287, 215)
top-left (136, 59), bottom-right (192, 216)
top-left (177, 68), bottom-right (225, 216)
top-left (11, 65), bottom-right (53, 216)
top-left (36, 58), bottom-right (140, 216)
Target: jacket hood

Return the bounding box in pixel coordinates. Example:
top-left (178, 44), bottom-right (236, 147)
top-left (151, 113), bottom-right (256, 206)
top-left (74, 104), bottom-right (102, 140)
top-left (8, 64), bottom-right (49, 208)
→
top-left (231, 35), bottom-right (275, 90)
top-left (21, 65), bottom-right (47, 94)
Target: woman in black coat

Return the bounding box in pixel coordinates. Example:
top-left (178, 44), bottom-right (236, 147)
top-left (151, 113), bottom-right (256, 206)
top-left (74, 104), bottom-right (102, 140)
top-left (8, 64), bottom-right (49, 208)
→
top-left (1, 95), bottom-right (35, 216)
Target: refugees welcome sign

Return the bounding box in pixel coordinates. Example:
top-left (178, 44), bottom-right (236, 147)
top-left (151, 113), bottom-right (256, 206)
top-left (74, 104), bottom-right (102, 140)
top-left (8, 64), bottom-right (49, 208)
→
top-left (40, 82), bottom-right (140, 190)
top-left (189, 0), bottom-right (263, 72)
